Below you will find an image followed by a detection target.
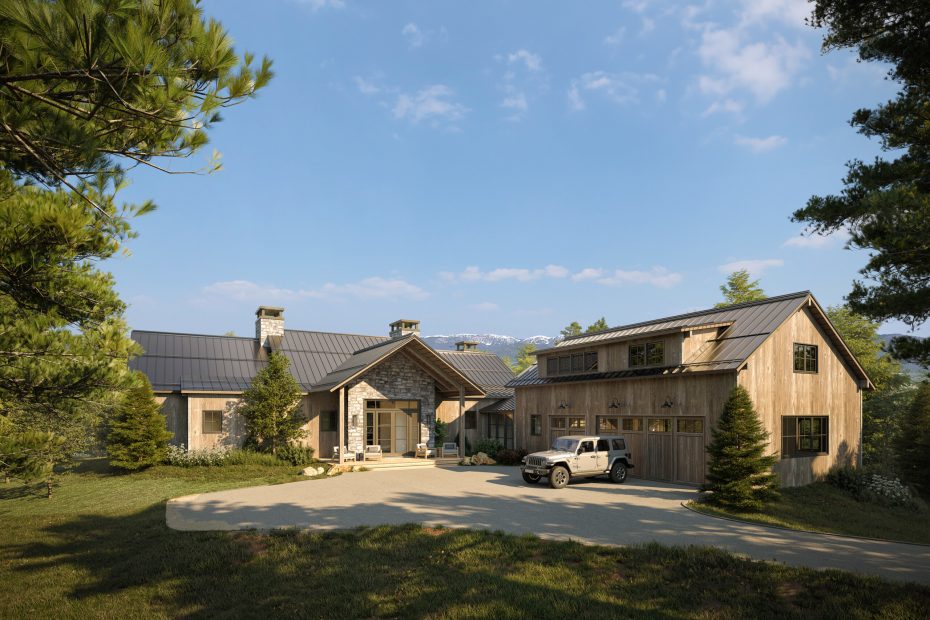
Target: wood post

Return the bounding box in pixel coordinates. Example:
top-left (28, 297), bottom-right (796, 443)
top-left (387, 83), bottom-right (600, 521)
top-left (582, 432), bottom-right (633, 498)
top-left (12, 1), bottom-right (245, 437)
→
top-left (459, 386), bottom-right (465, 458)
top-left (338, 386), bottom-right (345, 465)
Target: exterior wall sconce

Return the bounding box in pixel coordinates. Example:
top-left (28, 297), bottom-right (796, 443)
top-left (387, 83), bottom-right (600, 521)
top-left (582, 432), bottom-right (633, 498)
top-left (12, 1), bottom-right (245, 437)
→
top-left (351, 414), bottom-right (360, 427)
top-left (558, 401), bottom-right (569, 409)
top-left (661, 399), bottom-right (674, 409)
top-left (608, 399), bottom-right (623, 409)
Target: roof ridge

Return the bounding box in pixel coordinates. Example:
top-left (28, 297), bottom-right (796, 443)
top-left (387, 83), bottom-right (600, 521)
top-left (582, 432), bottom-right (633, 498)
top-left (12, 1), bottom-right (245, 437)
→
top-left (131, 330), bottom-right (257, 341)
top-left (283, 327), bottom-right (388, 340)
top-left (350, 334), bottom-right (414, 355)
top-left (561, 290), bottom-right (811, 342)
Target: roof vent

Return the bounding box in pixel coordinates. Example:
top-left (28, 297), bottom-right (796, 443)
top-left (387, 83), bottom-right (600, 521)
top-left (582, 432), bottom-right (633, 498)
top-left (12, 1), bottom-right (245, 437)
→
top-left (455, 340), bottom-right (479, 352)
top-left (389, 319), bottom-right (420, 339)
top-left (256, 306), bottom-right (285, 349)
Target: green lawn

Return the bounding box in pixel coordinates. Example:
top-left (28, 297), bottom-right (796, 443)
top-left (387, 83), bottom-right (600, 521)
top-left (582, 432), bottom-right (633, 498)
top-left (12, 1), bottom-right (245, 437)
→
top-left (689, 483), bottom-right (930, 545)
top-left (1, 461), bottom-right (928, 619)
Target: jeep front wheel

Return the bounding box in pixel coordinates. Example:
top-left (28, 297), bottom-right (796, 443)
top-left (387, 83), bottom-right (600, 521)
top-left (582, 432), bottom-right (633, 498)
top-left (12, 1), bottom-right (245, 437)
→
top-left (522, 471), bottom-right (541, 484)
top-left (549, 465), bottom-right (570, 489)
top-left (609, 461), bottom-right (627, 484)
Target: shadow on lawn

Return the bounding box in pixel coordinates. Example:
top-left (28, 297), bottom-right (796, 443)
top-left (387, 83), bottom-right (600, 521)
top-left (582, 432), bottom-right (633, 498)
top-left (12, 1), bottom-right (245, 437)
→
top-left (7, 500), bottom-right (930, 619)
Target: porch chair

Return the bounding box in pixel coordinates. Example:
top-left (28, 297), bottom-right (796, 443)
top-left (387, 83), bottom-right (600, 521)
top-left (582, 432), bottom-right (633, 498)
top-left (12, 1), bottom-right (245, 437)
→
top-left (333, 446), bottom-right (356, 462)
top-left (364, 445), bottom-right (383, 461)
top-left (440, 442), bottom-right (459, 458)
top-left (415, 443), bottom-right (435, 459)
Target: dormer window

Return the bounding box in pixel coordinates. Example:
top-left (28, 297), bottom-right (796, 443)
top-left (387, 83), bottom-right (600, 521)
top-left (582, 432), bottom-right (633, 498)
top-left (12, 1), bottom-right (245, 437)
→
top-left (546, 351), bottom-right (598, 376)
top-left (629, 341), bottom-right (665, 368)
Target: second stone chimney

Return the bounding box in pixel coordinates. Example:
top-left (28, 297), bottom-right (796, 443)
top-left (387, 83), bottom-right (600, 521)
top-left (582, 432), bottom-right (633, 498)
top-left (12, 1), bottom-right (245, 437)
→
top-left (256, 306), bottom-right (285, 349)
top-left (389, 319), bottom-right (420, 339)
top-left (455, 340), bottom-right (479, 352)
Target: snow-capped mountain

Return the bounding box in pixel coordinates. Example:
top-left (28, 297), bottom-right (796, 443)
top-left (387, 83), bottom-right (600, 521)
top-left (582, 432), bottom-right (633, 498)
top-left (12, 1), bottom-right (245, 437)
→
top-left (423, 334), bottom-right (557, 360)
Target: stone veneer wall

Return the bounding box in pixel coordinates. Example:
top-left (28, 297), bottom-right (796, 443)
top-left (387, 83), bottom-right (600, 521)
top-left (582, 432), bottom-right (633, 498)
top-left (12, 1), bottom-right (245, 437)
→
top-left (345, 353), bottom-right (436, 452)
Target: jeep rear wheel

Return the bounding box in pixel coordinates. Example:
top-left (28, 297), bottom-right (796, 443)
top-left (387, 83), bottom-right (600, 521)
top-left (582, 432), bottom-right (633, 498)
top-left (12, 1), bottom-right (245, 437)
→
top-left (610, 461), bottom-right (627, 484)
top-left (522, 471), bottom-right (541, 484)
top-left (549, 465), bottom-right (569, 489)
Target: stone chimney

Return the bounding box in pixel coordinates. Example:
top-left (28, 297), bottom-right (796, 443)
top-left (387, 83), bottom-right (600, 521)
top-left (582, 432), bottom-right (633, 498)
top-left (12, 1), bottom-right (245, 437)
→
top-left (389, 319), bottom-right (420, 339)
top-left (256, 306), bottom-right (285, 349)
top-left (455, 340), bottom-right (479, 352)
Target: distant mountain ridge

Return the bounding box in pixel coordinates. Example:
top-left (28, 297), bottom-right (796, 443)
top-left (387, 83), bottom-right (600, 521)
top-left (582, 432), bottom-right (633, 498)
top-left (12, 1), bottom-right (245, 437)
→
top-left (423, 334), bottom-right (557, 360)
top-left (878, 334), bottom-right (927, 380)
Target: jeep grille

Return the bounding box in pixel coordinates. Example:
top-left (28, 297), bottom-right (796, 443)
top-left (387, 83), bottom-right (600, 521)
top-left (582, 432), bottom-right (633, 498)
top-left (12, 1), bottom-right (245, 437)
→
top-left (526, 456), bottom-right (548, 467)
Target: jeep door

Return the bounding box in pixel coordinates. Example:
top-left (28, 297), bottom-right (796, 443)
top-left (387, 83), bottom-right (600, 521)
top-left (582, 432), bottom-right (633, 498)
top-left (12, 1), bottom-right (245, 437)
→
top-left (595, 438), bottom-right (611, 470)
top-left (576, 440), bottom-right (599, 472)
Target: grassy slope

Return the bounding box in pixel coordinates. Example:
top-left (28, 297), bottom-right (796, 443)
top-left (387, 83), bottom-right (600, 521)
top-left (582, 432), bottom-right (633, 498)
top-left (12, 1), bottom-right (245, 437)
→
top-left (1, 461), bottom-right (928, 619)
top-left (690, 483), bottom-right (930, 545)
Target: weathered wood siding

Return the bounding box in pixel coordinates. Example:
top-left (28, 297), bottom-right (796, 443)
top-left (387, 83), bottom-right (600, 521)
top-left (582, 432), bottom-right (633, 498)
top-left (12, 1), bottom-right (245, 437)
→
top-left (436, 398), bottom-right (482, 448)
top-left (186, 395), bottom-right (247, 450)
top-left (156, 394), bottom-right (187, 447)
top-left (738, 305), bottom-right (863, 486)
top-left (305, 392), bottom-right (339, 458)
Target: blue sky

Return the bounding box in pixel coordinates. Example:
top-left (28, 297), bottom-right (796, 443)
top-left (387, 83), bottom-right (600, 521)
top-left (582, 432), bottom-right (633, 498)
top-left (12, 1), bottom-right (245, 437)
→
top-left (110, 0), bottom-right (921, 339)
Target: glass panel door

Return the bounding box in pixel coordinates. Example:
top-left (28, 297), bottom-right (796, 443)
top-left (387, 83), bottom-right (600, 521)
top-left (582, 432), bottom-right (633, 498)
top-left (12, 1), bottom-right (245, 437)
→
top-left (394, 412), bottom-right (407, 453)
top-left (377, 411), bottom-right (392, 452)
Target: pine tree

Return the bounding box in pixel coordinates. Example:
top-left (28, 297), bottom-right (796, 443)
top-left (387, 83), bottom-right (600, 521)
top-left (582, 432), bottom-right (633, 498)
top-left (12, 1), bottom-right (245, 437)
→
top-left (586, 317), bottom-right (609, 333)
top-left (106, 374), bottom-right (173, 471)
top-left (702, 386), bottom-right (779, 511)
top-left (511, 343), bottom-right (537, 374)
top-left (715, 270), bottom-right (766, 308)
top-left (560, 322), bottom-right (583, 339)
top-left (241, 353), bottom-right (304, 455)
top-left (897, 381), bottom-right (930, 495)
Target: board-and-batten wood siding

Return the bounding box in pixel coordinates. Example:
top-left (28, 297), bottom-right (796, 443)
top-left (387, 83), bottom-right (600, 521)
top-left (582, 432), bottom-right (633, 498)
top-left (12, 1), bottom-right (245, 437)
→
top-left (514, 373), bottom-right (736, 483)
top-left (738, 305), bottom-right (862, 486)
top-left (436, 398), bottom-right (482, 448)
top-left (156, 394), bottom-right (187, 447)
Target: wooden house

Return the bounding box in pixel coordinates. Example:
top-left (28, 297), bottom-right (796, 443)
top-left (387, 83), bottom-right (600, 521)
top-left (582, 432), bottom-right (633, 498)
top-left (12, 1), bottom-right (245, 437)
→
top-left (509, 292), bottom-right (871, 486)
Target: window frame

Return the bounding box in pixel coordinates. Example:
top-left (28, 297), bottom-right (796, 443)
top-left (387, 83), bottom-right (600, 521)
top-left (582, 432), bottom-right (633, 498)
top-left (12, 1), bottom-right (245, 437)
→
top-left (781, 415), bottom-right (829, 458)
top-left (629, 341), bottom-right (665, 368)
top-left (530, 414), bottom-right (542, 436)
top-left (202, 410), bottom-right (223, 434)
top-left (320, 410), bottom-right (338, 432)
top-left (544, 351), bottom-right (598, 377)
top-left (793, 343), bottom-right (819, 374)
top-left (465, 410), bottom-right (477, 430)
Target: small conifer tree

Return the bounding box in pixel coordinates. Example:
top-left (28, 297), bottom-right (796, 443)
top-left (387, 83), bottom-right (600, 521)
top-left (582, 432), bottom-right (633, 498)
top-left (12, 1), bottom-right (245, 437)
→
top-left (241, 353), bottom-right (304, 455)
top-left (701, 385), bottom-right (779, 511)
top-left (107, 373), bottom-right (173, 470)
top-left (897, 381), bottom-right (930, 495)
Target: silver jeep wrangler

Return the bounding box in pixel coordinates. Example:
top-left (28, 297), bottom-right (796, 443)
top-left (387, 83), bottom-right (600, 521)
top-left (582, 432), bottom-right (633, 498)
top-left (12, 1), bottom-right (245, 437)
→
top-left (520, 435), bottom-right (634, 489)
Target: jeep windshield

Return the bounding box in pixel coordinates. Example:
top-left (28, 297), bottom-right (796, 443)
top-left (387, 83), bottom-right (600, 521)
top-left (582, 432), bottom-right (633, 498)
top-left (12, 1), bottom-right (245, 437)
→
top-left (551, 438), bottom-right (579, 452)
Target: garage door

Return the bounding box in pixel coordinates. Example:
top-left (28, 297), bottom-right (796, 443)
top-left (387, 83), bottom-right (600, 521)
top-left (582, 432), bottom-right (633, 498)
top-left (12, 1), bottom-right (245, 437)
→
top-left (674, 418), bottom-right (706, 484)
top-left (598, 416), bottom-right (643, 478)
top-left (646, 418), bottom-right (673, 481)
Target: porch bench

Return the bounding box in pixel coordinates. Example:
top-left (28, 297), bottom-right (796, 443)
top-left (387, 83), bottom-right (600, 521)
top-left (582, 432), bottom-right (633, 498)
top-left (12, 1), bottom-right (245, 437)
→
top-left (364, 445), bottom-right (383, 461)
top-left (440, 442), bottom-right (459, 458)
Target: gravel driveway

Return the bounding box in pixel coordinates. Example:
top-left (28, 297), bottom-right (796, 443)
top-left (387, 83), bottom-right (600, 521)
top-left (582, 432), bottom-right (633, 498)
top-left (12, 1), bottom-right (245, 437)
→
top-left (167, 466), bottom-right (930, 584)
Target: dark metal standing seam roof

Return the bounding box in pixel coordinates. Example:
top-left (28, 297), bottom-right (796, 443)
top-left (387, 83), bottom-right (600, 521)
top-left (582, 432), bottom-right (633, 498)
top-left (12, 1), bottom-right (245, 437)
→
top-left (435, 350), bottom-right (516, 396)
top-left (130, 329), bottom-right (387, 392)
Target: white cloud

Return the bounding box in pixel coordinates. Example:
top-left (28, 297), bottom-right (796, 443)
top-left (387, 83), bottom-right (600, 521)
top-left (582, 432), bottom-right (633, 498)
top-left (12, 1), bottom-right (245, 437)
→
top-left (697, 26), bottom-right (809, 103)
top-left (604, 27), bottom-right (626, 46)
top-left (453, 265), bottom-right (569, 283)
top-left (568, 71), bottom-right (659, 110)
top-left (354, 76), bottom-right (380, 96)
top-left (572, 268), bottom-right (604, 282)
top-left (470, 302), bottom-right (500, 312)
top-left (202, 277), bottom-right (428, 303)
top-left (718, 259), bottom-right (784, 277)
top-left (702, 98), bottom-right (745, 117)
top-left (393, 85), bottom-right (468, 127)
top-left (501, 93), bottom-right (528, 112)
top-left (507, 49), bottom-right (543, 72)
top-left (740, 0), bottom-right (810, 28)
top-left (594, 267), bottom-right (682, 288)
top-left (734, 134), bottom-right (788, 153)
top-left (402, 22), bottom-right (426, 47)
top-left (295, 0), bottom-right (345, 11)
top-left (783, 227), bottom-right (850, 249)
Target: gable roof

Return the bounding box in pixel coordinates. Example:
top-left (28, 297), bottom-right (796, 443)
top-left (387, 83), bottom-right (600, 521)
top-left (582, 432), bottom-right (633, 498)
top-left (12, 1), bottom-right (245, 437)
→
top-left (509, 292), bottom-right (872, 388)
top-left (310, 335), bottom-right (484, 396)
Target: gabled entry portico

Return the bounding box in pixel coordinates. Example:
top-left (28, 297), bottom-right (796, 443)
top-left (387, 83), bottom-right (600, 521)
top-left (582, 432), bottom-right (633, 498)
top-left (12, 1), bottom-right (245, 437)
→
top-left (311, 332), bottom-right (484, 464)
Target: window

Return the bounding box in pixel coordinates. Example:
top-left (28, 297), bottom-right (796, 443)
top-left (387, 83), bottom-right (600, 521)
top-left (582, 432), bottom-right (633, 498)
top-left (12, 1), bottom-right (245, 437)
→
top-left (677, 419), bottom-right (704, 434)
top-left (596, 439), bottom-right (610, 451)
top-left (782, 416), bottom-right (829, 458)
top-left (568, 417), bottom-right (586, 430)
top-left (622, 418), bottom-right (643, 432)
top-left (545, 351), bottom-right (598, 376)
top-left (551, 417), bottom-right (567, 430)
top-left (579, 440), bottom-right (595, 453)
top-left (648, 418), bottom-right (671, 433)
top-left (629, 341), bottom-right (665, 368)
top-left (320, 411), bottom-right (338, 432)
top-left (202, 410), bottom-right (222, 434)
top-left (530, 415), bottom-right (542, 436)
top-left (465, 410), bottom-right (477, 429)
top-left (598, 416), bottom-right (619, 432)
top-left (611, 438), bottom-right (627, 451)
top-left (793, 343), bottom-right (818, 373)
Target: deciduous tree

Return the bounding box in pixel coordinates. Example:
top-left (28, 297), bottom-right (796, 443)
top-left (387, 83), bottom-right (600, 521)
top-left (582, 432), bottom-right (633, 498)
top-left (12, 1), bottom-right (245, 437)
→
top-left (897, 381), bottom-right (930, 495)
top-left (715, 270), bottom-right (766, 308)
top-left (794, 1), bottom-right (930, 368)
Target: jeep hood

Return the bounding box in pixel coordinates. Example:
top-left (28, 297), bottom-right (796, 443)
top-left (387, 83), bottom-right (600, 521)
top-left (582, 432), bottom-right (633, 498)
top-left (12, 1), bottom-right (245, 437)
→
top-left (529, 450), bottom-right (573, 459)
